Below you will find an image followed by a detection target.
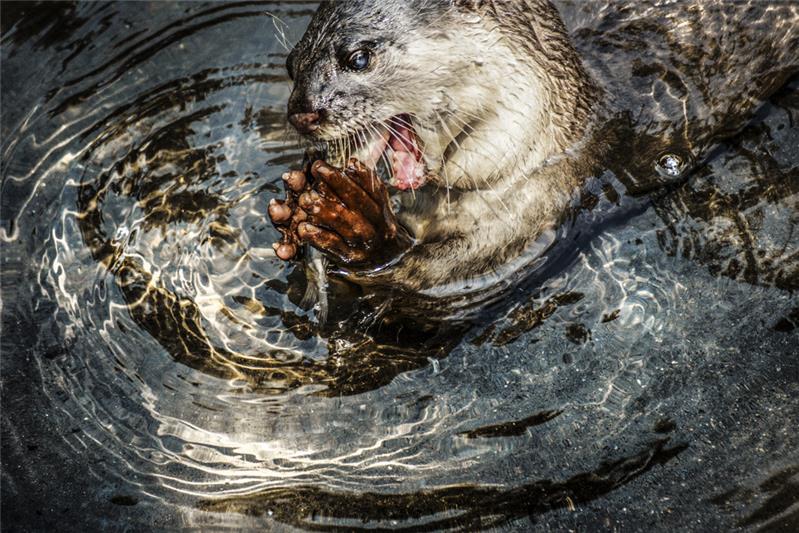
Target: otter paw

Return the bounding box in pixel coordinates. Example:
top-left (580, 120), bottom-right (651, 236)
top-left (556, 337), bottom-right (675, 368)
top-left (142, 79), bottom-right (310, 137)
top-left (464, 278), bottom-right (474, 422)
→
top-left (269, 159), bottom-right (411, 267)
top-left (268, 170), bottom-right (312, 261)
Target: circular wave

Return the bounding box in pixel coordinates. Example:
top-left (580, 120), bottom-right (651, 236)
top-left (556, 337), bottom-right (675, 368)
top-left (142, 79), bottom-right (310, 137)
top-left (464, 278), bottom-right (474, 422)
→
top-left (3, 2), bottom-right (797, 530)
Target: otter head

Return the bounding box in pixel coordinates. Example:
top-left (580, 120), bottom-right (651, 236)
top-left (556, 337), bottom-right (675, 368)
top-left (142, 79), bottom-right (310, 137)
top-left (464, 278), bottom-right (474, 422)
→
top-left (287, 0), bottom-right (594, 191)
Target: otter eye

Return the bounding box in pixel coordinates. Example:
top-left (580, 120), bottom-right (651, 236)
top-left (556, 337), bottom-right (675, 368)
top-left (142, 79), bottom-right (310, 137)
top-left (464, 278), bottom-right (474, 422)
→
top-left (347, 49), bottom-right (370, 71)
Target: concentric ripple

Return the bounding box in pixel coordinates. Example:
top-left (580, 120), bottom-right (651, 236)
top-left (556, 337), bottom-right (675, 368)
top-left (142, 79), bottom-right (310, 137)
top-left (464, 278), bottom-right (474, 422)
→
top-left (2, 2), bottom-right (798, 531)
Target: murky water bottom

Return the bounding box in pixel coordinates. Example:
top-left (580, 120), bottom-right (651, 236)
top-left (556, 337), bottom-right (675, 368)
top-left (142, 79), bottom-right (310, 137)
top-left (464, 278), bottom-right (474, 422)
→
top-left (2, 2), bottom-right (797, 531)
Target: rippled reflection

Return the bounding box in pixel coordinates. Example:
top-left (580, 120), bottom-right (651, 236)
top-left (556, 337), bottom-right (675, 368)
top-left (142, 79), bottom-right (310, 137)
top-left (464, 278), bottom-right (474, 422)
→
top-left (2, 2), bottom-right (798, 531)
top-left (197, 437), bottom-right (686, 531)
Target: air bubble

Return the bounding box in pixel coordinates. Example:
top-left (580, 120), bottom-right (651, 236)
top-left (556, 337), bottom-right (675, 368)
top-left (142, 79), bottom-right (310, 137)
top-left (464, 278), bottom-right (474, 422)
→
top-left (655, 152), bottom-right (691, 179)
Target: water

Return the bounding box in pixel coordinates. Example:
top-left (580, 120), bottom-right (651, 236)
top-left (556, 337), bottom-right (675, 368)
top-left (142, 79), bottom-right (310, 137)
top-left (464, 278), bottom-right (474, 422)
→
top-left (2, 2), bottom-right (797, 531)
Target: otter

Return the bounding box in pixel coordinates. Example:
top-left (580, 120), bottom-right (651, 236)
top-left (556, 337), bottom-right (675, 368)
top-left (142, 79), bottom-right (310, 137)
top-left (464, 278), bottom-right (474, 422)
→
top-left (269, 0), bottom-right (799, 294)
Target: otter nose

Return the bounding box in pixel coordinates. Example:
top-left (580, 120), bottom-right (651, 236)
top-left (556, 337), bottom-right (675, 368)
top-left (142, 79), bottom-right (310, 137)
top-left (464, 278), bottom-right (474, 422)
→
top-left (288, 112), bottom-right (321, 134)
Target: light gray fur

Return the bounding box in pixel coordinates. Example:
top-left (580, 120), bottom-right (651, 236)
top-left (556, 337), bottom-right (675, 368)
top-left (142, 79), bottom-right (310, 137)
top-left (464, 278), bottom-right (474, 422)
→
top-left (289, 0), bottom-right (799, 293)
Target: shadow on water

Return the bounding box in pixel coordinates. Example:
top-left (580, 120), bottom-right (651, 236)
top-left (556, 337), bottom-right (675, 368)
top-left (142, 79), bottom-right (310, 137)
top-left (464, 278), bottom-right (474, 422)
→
top-left (198, 437), bottom-right (686, 531)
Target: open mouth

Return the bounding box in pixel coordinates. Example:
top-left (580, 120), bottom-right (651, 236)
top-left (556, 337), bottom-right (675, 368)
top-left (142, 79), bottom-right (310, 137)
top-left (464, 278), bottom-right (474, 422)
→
top-left (331, 114), bottom-right (429, 191)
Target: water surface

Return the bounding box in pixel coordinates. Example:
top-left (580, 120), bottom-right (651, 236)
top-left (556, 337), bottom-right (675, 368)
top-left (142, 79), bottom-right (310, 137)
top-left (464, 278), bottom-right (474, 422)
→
top-left (2, 2), bottom-right (797, 531)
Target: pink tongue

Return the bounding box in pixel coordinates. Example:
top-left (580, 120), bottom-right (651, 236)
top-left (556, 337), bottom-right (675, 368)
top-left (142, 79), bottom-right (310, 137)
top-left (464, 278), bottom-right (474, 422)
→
top-left (389, 121), bottom-right (426, 190)
top-left (392, 151), bottom-right (426, 190)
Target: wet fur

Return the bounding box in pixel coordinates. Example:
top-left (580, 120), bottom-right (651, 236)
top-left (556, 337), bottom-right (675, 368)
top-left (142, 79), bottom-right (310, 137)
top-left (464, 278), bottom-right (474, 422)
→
top-left (288, 0), bottom-right (799, 293)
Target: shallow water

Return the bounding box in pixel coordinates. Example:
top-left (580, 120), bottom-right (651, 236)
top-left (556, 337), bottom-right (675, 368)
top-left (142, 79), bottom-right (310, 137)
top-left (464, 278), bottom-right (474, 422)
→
top-left (2, 2), bottom-right (798, 531)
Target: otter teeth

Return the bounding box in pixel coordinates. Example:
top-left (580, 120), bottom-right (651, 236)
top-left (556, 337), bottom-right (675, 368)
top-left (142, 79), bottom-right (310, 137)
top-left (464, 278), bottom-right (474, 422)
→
top-left (391, 151), bottom-right (426, 191)
top-left (385, 115), bottom-right (427, 190)
top-left (339, 115), bottom-right (428, 190)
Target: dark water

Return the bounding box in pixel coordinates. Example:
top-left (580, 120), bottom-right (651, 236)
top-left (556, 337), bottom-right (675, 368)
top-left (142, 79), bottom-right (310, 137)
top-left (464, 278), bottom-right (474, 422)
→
top-left (2, 2), bottom-right (797, 531)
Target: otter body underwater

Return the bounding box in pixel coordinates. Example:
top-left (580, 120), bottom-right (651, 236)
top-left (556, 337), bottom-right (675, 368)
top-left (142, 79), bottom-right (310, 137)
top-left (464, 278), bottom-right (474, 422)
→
top-left (269, 0), bottom-right (799, 296)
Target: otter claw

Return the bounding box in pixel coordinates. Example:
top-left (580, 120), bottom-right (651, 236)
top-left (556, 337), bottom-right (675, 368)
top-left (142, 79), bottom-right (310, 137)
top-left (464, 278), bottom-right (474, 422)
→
top-left (282, 170), bottom-right (307, 192)
top-left (297, 222), bottom-right (320, 238)
top-left (268, 199), bottom-right (292, 223)
top-left (272, 241), bottom-right (297, 260)
top-left (298, 190), bottom-right (320, 210)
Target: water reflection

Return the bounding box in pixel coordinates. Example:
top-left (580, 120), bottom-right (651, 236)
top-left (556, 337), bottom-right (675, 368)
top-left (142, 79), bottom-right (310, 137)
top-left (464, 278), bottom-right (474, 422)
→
top-left (655, 81), bottom-right (799, 290)
top-left (2, 2), bottom-right (798, 531)
top-left (198, 436), bottom-right (686, 531)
